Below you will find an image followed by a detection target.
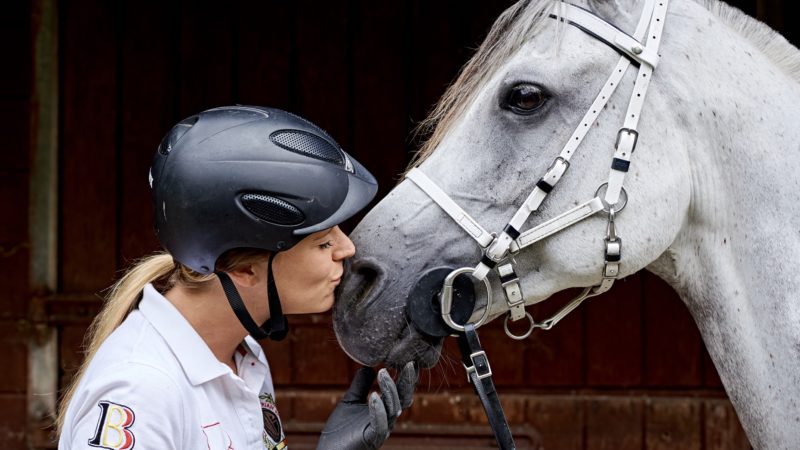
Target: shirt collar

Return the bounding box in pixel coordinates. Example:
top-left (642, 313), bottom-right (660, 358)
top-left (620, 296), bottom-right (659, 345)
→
top-left (139, 283), bottom-right (230, 386)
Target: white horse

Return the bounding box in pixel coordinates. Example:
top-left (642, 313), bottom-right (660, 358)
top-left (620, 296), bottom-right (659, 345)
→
top-left (333, 0), bottom-right (800, 448)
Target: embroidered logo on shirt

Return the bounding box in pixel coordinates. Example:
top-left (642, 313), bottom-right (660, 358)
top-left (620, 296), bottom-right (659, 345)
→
top-left (88, 400), bottom-right (136, 450)
top-left (259, 393), bottom-right (287, 450)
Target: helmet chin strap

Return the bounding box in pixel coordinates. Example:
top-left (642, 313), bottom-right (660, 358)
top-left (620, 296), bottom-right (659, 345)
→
top-left (216, 252), bottom-right (289, 341)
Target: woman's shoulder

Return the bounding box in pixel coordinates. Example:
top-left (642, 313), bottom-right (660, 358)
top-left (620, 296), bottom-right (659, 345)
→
top-left (60, 352), bottom-right (189, 449)
top-left (93, 309), bottom-right (183, 373)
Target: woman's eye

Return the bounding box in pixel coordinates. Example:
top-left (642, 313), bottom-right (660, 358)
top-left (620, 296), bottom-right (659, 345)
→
top-left (319, 241), bottom-right (333, 249)
top-left (503, 84), bottom-right (548, 115)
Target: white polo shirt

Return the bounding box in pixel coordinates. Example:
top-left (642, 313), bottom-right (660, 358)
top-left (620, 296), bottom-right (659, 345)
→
top-left (58, 283), bottom-right (288, 450)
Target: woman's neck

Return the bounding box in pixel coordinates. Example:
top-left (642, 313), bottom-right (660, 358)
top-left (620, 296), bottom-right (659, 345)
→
top-left (164, 283), bottom-right (249, 371)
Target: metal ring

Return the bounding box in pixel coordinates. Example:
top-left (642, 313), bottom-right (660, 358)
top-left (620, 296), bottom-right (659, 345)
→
top-left (594, 182), bottom-right (628, 212)
top-left (503, 312), bottom-right (535, 340)
top-left (440, 267), bottom-right (493, 332)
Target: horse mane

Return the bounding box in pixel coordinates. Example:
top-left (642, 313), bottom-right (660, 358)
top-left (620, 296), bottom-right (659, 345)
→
top-left (407, 0), bottom-right (800, 172)
top-left (406, 0), bottom-right (559, 172)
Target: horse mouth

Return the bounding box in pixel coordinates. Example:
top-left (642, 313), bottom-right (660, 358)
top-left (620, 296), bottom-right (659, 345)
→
top-left (385, 324), bottom-right (444, 369)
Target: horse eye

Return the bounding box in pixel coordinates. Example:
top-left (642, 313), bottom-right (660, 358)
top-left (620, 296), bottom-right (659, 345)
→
top-left (503, 84), bottom-right (548, 115)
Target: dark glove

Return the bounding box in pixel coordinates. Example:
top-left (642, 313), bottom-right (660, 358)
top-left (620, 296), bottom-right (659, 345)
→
top-left (317, 362), bottom-right (417, 450)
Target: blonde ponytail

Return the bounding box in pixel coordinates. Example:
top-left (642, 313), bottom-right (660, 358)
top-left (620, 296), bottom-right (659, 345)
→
top-left (56, 248), bottom-right (270, 434)
top-left (55, 253), bottom-right (175, 433)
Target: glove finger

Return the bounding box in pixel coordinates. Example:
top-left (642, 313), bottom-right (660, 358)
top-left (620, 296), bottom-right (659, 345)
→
top-left (377, 369), bottom-right (400, 427)
top-left (343, 366), bottom-right (377, 404)
top-left (396, 361), bottom-right (418, 409)
top-left (365, 392), bottom-right (389, 448)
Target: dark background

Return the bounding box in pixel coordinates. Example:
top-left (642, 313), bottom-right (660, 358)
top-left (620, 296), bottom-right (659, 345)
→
top-left (4, 0), bottom-right (797, 448)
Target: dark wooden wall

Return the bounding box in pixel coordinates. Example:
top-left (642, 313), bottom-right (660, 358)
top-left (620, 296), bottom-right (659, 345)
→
top-left (7, 0), bottom-right (797, 448)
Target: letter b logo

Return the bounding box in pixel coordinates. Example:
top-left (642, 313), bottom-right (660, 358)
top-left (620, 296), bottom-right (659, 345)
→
top-left (89, 401), bottom-right (136, 450)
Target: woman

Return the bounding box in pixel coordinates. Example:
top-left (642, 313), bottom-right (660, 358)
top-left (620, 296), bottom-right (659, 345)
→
top-left (57, 105), bottom-right (416, 450)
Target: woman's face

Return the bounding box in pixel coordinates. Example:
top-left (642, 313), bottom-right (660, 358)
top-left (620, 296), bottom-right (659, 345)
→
top-left (272, 226), bottom-right (355, 314)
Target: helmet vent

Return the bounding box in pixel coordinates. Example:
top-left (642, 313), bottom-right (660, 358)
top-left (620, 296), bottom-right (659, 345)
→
top-left (241, 193), bottom-right (305, 226)
top-left (270, 130), bottom-right (345, 166)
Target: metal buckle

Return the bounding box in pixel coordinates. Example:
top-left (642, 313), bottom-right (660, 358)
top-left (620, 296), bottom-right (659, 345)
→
top-left (464, 350), bottom-right (493, 380)
top-left (614, 128), bottom-right (639, 153)
top-left (546, 156), bottom-right (570, 174)
top-left (440, 267), bottom-right (493, 332)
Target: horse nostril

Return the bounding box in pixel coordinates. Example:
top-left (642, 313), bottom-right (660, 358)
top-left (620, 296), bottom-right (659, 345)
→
top-left (342, 259), bottom-right (382, 306)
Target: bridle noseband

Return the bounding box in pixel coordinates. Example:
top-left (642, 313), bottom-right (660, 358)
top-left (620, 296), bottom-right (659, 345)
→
top-left (405, 1), bottom-right (669, 448)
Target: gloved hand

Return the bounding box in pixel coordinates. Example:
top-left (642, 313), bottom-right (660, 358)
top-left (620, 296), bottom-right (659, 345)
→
top-left (317, 362), bottom-right (417, 450)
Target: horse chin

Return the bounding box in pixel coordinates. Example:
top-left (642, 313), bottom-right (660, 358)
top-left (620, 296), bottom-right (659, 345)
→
top-left (383, 325), bottom-right (444, 369)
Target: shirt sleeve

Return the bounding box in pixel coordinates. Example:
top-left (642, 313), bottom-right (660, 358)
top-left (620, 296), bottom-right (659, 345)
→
top-left (61, 363), bottom-right (185, 450)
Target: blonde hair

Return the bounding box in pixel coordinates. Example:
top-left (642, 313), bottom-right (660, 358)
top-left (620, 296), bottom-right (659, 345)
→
top-left (55, 249), bottom-right (269, 433)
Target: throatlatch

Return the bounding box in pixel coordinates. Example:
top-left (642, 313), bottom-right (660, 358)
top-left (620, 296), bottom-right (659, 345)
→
top-left (406, 0), bottom-right (669, 446)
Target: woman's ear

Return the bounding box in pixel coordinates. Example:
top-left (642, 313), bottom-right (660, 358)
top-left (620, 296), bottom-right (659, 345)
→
top-left (225, 259), bottom-right (269, 288)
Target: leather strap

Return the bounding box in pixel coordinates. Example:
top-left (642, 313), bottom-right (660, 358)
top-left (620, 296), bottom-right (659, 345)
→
top-left (407, 168), bottom-right (494, 248)
top-left (216, 252), bottom-right (288, 341)
top-left (457, 324), bottom-right (516, 449)
top-left (553, 2), bottom-right (660, 68)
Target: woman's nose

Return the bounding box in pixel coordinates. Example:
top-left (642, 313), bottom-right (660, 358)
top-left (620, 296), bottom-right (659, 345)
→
top-left (332, 226), bottom-right (356, 260)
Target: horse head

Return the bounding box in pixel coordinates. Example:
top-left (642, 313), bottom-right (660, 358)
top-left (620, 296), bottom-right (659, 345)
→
top-left (335, 0), bottom-right (691, 367)
top-left (335, 1), bottom-right (800, 445)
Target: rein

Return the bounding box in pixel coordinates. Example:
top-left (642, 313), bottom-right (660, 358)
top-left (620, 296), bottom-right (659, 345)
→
top-left (406, 1), bottom-right (668, 447)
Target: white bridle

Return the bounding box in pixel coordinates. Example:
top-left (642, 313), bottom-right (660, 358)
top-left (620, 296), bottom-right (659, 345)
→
top-left (406, 0), bottom-right (669, 339)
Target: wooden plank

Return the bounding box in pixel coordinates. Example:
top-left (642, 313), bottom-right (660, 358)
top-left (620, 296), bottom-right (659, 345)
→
top-left (408, 392), bottom-right (471, 424)
top-left (0, 1), bottom-right (30, 99)
top-left (285, 391), bottom-right (340, 423)
top-left (261, 336), bottom-right (292, 386)
top-left (117, 0), bottom-right (174, 265)
top-left (479, 324), bottom-right (525, 386)
top-left (525, 289), bottom-right (585, 386)
top-left (0, 171), bottom-right (28, 245)
top-left (236, 0), bottom-right (292, 109)
top-left (58, 323), bottom-right (90, 390)
top-left (178, 0), bottom-right (234, 116)
top-left (643, 273), bottom-right (702, 387)
top-left (644, 397), bottom-right (701, 450)
top-left (350, 1), bottom-right (410, 201)
top-left (0, 321), bottom-right (28, 393)
top-left (586, 396), bottom-right (644, 450)
top-left (586, 274), bottom-right (644, 386)
top-left (780, 1), bottom-right (800, 47)
top-left (421, 337), bottom-right (469, 390)
top-left (291, 325), bottom-right (351, 385)
top-left (0, 169), bottom-right (30, 320)
top-left (526, 395), bottom-right (584, 449)
top-left (0, 100), bottom-right (30, 169)
top-left (465, 0), bottom-right (516, 46)
top-left (0, 394), bottom-right (26, 449)
top-left (0, 228), bottom-right (29, 320)
top-left (702, 344), bottom-right (724, 388)
top-left (292, 0), bottom-right (350, 143)
top-left (407, 0), bottom-right (473, 134)
top-left (703, 399), bottom-right (750, 450)
top-left (60, 0), bottom-right (118, 293)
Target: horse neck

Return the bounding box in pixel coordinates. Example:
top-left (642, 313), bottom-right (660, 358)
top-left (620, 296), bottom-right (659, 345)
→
top-left (648, 7), bottom-right (800, 446)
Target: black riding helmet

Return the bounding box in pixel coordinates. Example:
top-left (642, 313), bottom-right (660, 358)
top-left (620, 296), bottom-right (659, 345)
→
top-left (151, 105), bottom-right (377, 272)
top-left (149, 105), bottom-right (378, 340)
